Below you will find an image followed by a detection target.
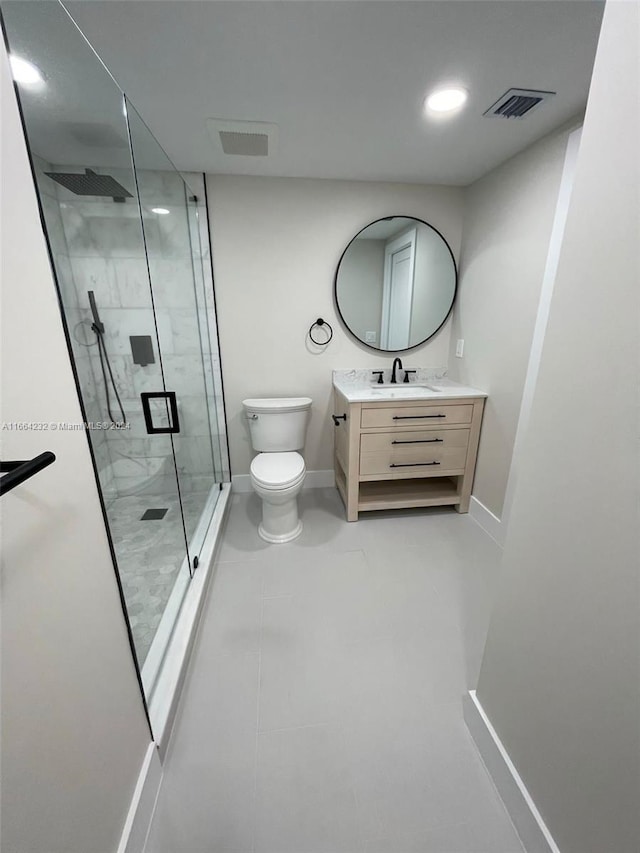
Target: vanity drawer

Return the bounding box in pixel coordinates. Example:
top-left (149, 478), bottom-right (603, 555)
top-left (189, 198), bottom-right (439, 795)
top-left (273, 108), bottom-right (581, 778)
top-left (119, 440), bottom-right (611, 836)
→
top-left (360, 428), bottom-right (469, 477)
top-left (361, 403), bottom-right (473, 429)
top-left (361, 428), bottom-right (469, 454)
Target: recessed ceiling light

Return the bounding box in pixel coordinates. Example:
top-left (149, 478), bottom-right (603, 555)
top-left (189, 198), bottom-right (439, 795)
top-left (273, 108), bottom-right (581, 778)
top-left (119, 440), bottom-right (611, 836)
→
top-left (9, 55), bottom-right (44, 87)
top-left (425, 87), bottom-right (468, 114)
top-left (151, 207), bottom-right (170, 215)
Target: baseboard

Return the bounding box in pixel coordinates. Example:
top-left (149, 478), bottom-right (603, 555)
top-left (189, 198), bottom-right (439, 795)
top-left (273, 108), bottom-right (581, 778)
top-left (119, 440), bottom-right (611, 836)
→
top-left (469, 495), bottom-right (504, 547)
top-left (117, 742), bottom-right (163, 853)
top-left (232, 468), bottom-right (335, 493)
top-left (464, 691), bottom-right (560, 853)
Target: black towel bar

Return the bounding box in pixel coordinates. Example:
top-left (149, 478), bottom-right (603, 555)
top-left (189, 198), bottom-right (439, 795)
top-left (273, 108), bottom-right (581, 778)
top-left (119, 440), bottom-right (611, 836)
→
top-left (0, 452), bottom-right (56, 496)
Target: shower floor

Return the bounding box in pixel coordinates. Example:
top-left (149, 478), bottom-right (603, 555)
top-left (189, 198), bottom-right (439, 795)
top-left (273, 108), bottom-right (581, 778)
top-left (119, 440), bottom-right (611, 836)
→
top-left (108, 491), bottom-right (211, 666)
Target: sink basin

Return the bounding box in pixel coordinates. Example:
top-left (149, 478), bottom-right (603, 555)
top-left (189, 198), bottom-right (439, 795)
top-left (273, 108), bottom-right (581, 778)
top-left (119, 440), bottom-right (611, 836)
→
top-left (369, 383), bottom-right (441, 397)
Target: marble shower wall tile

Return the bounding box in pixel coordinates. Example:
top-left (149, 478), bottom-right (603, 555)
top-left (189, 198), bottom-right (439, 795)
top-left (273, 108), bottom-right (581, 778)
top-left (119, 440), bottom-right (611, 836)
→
top-left (174, 436), bottom-right (215, 478)
top-left (179, 395), bottom-right (216, 437)
top-left (169, 309), bottom-right (206, 354)
top-left (161, 354), bottom-right (209, 396)
top-left (119, 410), bottom-right (147, 436)
top-left (30, 162), bottom-right (225, 487)
top-left (129, 362), bottom-right (169, 397)
top-left (60, 199), bottom-right (146, 258)
top-left (91, 354), bottom-right (134, 401)
top-left (147, 258), bottom-right (197, 308)
top-left (107, 453), bottom-right (160, 480)
top-left (98, 308), bottom-right (172, 358)
top-left (69, 257), bottom-right (120, 308)
top-left (144, 209), bottom-right (191, 260)
top-left (108, 436), bottom-right (156, 459)
top-left (111, 258), bottom-right (153, 308)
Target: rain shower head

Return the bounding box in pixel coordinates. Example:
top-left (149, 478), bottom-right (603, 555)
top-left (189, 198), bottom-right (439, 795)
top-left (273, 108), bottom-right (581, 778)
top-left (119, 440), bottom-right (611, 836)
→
top-left (45, 168), bottom-right (133, 201)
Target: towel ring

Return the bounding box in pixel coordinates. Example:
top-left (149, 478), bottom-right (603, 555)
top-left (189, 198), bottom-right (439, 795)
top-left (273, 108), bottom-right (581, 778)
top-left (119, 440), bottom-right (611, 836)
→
top-left (308, 318), bottom-right (333, 346)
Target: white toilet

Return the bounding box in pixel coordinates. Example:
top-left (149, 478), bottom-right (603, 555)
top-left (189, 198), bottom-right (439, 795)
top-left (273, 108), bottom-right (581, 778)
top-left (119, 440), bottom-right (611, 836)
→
top-left (243, 397), bottom-right (312, 543)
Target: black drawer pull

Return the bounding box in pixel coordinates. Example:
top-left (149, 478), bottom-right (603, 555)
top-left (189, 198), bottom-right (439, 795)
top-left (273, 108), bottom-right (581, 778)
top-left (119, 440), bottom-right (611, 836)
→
top-left (391, 438), bottom-right (443, 445)
top-left (392, 414), bottom-right (446, 420)
top-left (389, 461), bottom-right (441, 468)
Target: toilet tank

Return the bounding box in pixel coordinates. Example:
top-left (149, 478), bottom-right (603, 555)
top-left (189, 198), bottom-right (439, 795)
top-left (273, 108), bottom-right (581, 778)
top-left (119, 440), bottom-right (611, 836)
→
top-left (243, 397), bottom-right (312, 452)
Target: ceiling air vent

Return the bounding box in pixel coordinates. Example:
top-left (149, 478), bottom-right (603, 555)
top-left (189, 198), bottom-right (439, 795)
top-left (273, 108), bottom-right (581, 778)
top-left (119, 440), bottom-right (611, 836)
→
top-left (206, 119), bottom-right (279, 157)
top-left (219, 131), bottom-right (268, 156)
top-left (484, 88), bottom-right (555, 119)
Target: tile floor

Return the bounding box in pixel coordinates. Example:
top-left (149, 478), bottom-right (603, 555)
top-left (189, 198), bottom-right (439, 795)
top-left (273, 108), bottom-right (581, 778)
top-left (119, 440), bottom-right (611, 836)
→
top-left (144, 488), bottom-right (525, 853)
top-left (109, 491), bottom-right (210, 664)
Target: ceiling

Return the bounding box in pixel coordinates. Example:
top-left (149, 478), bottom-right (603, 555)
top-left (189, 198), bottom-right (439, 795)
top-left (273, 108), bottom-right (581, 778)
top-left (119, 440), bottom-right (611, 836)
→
top-left (12, 1), bottom-right (605, 185)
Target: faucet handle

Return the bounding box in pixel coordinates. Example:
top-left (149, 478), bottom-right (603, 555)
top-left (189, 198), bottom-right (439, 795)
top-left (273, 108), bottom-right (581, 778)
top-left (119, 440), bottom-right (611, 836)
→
top-left (403, 370), bottom-right (417, 384)
top-left (371, 371), bottom-right (384, 384)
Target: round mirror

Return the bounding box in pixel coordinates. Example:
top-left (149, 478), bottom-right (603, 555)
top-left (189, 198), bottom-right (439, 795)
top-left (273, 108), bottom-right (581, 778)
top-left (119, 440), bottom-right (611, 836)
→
top-left (334, 216), bottom-right (457, 351)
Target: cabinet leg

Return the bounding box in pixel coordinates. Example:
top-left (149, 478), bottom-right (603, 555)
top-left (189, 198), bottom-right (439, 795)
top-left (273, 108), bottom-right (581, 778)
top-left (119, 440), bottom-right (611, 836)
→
top-left (456, 497), bottom-right (470, 513)
top-left (346, 480), bottom-right (359, 522)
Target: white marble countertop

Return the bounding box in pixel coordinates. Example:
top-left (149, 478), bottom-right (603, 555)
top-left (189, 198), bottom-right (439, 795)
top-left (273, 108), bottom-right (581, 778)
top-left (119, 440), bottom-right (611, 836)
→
top-left (332, 369), bottom-right (487, 403)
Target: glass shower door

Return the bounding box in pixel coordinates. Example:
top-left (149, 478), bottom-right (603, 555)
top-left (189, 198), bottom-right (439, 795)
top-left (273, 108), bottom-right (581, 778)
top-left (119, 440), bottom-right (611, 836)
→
top-left (1, 0), bottom-right (195, 699)
top-left (125, 102), bottom-right (221, 569)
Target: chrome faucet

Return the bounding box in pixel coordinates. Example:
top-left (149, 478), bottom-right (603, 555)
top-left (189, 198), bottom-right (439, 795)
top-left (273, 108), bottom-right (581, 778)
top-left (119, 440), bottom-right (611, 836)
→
top-left (390, 357), bottom-right (403, 384)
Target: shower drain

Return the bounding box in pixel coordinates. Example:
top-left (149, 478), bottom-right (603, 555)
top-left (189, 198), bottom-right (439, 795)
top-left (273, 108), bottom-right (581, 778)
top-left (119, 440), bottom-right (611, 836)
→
top-left (140, 508), bottom-right (168, 521)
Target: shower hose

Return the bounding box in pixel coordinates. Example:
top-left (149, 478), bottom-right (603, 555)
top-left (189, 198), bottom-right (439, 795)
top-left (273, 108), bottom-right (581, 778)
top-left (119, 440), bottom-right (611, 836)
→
top-left (92, 323), bottom-right (127, 427)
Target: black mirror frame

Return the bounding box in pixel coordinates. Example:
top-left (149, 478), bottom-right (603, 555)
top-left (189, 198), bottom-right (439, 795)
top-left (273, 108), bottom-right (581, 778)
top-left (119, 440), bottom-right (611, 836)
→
top-left (333, 215), bottom-right (458, 353)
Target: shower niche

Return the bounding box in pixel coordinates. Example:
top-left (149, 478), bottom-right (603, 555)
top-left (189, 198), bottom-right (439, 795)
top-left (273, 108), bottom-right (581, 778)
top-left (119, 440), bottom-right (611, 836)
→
top-left (1, 1), bottom-right (229, 704)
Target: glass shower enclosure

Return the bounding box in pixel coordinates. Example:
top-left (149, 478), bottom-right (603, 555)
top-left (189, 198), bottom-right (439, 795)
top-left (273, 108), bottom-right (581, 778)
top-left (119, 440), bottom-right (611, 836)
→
top-left (1, 1), bottom-right (229, 701)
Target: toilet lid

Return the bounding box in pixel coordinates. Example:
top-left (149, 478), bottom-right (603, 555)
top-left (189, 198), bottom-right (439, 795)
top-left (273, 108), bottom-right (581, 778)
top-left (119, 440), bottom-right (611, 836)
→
top-left (251, 452), bottom-right (305, 489)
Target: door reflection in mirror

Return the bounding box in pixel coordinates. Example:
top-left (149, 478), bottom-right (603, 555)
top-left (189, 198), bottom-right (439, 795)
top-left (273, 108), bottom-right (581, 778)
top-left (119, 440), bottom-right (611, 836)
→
top-left (335, 217), bottom-right (457, 352)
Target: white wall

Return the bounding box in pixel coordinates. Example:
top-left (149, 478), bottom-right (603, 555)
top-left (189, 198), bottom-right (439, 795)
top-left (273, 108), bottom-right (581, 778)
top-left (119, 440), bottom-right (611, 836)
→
top-left (0, 45), bottom-right (151, 853)
top-left (475, 3), bottom-right (640, 852)
top-left (449, 118), bottom-right (581, 518)
top-left (206, 175), bottom-right (463, 475)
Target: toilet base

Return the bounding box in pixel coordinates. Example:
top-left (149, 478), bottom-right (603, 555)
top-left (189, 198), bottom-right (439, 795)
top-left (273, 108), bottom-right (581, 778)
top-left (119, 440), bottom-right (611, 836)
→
top-left (258, 519), bottom-right (303, 544)
top-left (257, 493), bottom-right (303, 544)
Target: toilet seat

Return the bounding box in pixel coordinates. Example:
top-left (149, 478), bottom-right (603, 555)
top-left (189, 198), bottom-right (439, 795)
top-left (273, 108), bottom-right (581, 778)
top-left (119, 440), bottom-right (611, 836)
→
top-left (250, 452), bottom-right (305, 490)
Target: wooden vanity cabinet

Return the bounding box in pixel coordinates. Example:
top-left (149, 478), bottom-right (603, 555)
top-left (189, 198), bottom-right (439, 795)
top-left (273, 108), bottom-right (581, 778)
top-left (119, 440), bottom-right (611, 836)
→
top-left (333, 388), bottom-right (485, 521)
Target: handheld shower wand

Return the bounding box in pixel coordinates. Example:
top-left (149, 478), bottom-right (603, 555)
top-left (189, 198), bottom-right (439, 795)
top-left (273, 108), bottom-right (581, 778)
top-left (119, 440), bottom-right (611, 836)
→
top-left (88, 289), bottom-right (104, 333)
top-left (88, 291), bottom-right (126, 426)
